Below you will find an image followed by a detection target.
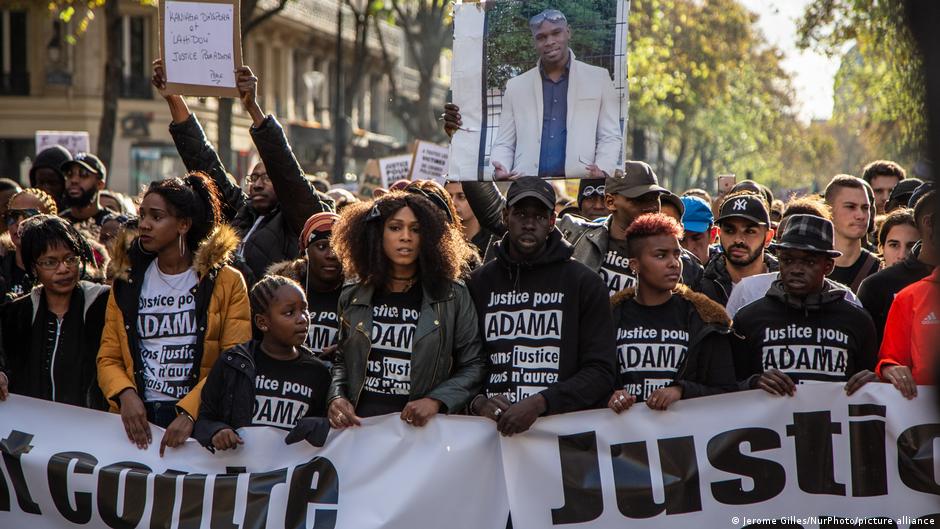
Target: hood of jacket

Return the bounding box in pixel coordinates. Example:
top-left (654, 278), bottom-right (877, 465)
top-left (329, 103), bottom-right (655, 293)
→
top-left (765, 278), bottom-right (848, 311)
top-left (110, 223), bottom-right (241, 281)
top-left (493, 227), bottom-right (574, 270)
top-left (610, 284), bottom-right (731, 328)
top-left (266, 257), bottom-right (307, 284)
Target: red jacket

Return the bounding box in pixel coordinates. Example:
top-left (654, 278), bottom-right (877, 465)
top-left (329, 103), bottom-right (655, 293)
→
top-left (876, 268), bottom-right (939, 384)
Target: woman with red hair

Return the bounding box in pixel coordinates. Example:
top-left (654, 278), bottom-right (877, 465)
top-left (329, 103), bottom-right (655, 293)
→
top-left (608, 213), bottom-right (737, 413)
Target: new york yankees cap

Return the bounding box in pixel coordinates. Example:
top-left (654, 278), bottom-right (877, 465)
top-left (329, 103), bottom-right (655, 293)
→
top-left (716, 192), bottom-right (770, 226)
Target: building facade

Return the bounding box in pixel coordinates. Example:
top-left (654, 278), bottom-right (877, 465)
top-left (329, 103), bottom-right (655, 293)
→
top-left (0, 0), bottom-right (449, 194)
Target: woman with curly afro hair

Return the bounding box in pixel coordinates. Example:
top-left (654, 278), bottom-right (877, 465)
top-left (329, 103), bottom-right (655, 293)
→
top-left (327, 191), bottom-right (484, 428)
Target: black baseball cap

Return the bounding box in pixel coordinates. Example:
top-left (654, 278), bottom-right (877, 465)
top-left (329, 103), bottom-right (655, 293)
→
top-left (716, 193), bottom-right (770, 226)
top-left (507, 176), bottom-right (556, 210)
top-left (61, 152), bottom-right (107, 181)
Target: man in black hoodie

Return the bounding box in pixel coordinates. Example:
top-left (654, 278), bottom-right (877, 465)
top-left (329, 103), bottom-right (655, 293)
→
top-left (467, 176), bottom-right (616, 436)
top-left (732, 215), bottom-right (877, 396)
top-left (29, 145), bottom-right (71, 210)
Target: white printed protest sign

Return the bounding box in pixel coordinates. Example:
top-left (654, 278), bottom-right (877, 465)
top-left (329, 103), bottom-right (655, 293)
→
top-left (35, 131), bottom-right (90, 156)
top-left (160, 0), bottom-right (242, 97)
top-left (378, 154), bottom-right (413, 188)
top-left (409, 141), bottom-right (450, 183)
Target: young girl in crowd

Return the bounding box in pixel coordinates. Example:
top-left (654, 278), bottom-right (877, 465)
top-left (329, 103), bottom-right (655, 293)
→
top-left (97, 172), bottom-right (251, 455)
top-left (194, 275), bottom-right (331, 451)
top-left (608, 213), bottom-right (737, 413)
top-left (327, 191), bottom-right (484, 428)
top-left (0, 188), bottom-right (58, 300)
top-left (0, 215), bottom-right (110, 408)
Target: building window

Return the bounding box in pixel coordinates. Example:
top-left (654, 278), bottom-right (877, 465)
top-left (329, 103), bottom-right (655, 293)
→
top-left (0, 10), bottom-right (29, 96)
top-left (120, 15), bottom-right (152, 99)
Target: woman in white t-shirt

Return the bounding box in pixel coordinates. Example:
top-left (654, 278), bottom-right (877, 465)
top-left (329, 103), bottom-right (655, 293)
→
top-left (98, 173), bottom-right (251, 456)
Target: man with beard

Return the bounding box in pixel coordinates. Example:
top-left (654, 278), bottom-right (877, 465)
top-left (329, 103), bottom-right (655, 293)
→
top-left (700, 191), bottom-right (777, 306)
top-left (59, 153), bottom-right (113, 227)
top-left (732, 215), bottom-right (877, 396)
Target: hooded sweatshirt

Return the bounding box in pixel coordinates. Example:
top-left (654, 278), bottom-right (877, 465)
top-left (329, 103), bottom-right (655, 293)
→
top-left (467, 228), bottom-right (617, 414)
top-left (732, 280), bottom-right (878, 385)
top-left (611, 285), bottom-right (737, 401)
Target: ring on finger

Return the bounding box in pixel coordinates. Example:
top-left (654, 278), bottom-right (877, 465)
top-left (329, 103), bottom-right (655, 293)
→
top-left (406, 417), bottom-right (413, 423)
top-left (494, 408), bottom-right (503, 417)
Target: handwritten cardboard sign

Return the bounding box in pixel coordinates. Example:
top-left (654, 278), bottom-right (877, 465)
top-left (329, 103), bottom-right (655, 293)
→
top-left (160, 0), bottom-right (242, 97)
top-left (35, 131), bottom-right (90, 156)
top-left (409, 141), bottom-right (450, 183)
top-left (378, 155), bottom-right (413, 187)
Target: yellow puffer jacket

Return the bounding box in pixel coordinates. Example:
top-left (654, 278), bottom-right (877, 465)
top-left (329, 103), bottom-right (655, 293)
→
top-left (97, 224), bottom-right (251, 417)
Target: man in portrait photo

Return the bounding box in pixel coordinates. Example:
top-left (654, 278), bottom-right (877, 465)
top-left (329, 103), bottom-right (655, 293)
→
top-left (490, 8), bottom-right (622, 180)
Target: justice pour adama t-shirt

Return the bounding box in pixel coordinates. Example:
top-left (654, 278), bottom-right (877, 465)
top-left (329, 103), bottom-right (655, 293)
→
top-left (599, 238), bottom-right (637, 296)
top-left (615, 296), bottom-right (690, 402)
top-left (305, 287), bottom-right (341, 356)
top-left (137, 261), bottom-right (199, 402)
top-left (356, 286), bottom-right (422, 417)
top-left (251, 351), bottom-right (330, 430)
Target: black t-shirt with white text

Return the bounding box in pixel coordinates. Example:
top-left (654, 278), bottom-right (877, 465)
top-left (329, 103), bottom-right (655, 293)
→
top-left (305, 287), bottom-right (342, 356)
top-left (599, 238), bottom-right (637, 296)
top-left (251, 351), bottom-right (330, 430)
top-left (481, 289), bottom-right (566, 404)
top-left (356, 286), bottom-right (422, 417)
top-left (616, 297), bottom-right (690, 402)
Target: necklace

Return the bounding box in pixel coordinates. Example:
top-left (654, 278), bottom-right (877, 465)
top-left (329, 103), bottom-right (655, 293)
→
top-left (388, 274), bottom-right (417, 292)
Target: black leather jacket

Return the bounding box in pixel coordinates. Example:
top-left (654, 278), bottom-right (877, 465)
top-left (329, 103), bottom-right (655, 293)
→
top-left (328, 281), bottom-right (485, 413)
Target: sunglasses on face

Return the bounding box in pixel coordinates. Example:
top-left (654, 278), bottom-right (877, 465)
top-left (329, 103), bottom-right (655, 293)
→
top-left (581, 185), bottom-right (605, 198)
top-left (5, 208), bottom-right (39, 226)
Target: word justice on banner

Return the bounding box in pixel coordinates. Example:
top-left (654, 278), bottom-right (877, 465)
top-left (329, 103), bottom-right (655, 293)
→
top-left (500, 383), bottom-right (940, 529)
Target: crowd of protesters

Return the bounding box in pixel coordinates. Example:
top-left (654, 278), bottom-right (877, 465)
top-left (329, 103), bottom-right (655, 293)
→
top-left (0, 59), bottom-right (934, 460)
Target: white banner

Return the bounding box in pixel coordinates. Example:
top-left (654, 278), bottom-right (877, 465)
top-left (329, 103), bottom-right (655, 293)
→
top-left (500, 383), bottom-right (939, 529)
top-left (0, 395), bottom-right (508, 529)
top-left (0, 384), bottom-right (937, 529)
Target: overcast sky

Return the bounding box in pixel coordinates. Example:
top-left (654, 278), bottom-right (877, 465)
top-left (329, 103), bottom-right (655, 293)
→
top-left (738, 0), bottom-right (841, 122)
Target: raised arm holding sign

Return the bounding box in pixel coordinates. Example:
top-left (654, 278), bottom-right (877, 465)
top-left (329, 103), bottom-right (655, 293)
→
top-left (159, 0), bottom-right (242, 97)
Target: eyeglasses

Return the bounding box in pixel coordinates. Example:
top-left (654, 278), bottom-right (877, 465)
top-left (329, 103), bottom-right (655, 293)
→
top-left (4, 208), bottom-right (39, 226)
top-left (35, 255), bottom-right (82, 271)
top-left (247, 172), bottom-right (270, 185)
top-left (581, 185), bottom-right (605, 198)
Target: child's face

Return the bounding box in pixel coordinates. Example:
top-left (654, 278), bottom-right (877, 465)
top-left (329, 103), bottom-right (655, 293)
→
top-left (259, 284), bottom-right (310, 347)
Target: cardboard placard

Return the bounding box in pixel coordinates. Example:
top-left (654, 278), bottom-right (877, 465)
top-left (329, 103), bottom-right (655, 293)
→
top-left (160, 0), bottom-right (242, 97)
top-left (35, 131), bottom-right (90, 156)
top-left (359, 159), bottom-right (383, 198)
top-left (409, 140), bottom-right (450, 183)
top-left (378, 155), bottom-right (413, 187)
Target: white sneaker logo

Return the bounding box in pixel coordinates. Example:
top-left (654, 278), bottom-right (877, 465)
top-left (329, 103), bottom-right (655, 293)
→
top-left (733, 199), bottom-right (747, 211)
top-left (922, 312), bottom-right (939, 325)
